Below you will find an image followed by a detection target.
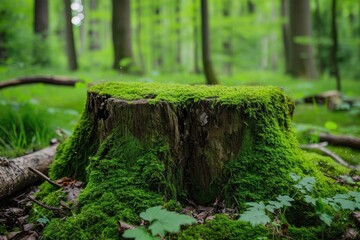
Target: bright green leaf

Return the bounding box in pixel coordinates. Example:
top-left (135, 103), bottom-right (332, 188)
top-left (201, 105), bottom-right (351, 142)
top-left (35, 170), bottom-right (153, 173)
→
top-left (333, 199), bottom-right (356, 210)
top-left (123, 227), bottom-right (157, 240)
top-left (324, 121), bottom-right (338, 130)
top-left (140, 206), bottom-right (196, 237)
top-left (319, 213), bottom-right (333, 226)
top-left (276, 195), bottom-right (294, 207)
top-left (239, 209), bottom-right (270, 226)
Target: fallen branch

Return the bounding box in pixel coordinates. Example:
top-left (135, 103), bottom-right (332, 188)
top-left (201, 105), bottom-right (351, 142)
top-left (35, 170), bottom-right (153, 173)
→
top-left (0, 76), bottom-right (86, 89)
top-left (0, 144), bottom-right (59, 199)
top-left (28, 167), bottom-right (62, 188)
top-left (301, 142), bottom-right (357, 169)
top-left (27, 196), bottom-right (62, 211)
top-left (319, 133), bottom-right (360, 150)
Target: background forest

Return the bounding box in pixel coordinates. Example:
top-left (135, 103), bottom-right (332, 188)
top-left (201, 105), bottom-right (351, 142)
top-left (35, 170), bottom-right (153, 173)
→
top-left (0, 1), bottom-right (360, 173)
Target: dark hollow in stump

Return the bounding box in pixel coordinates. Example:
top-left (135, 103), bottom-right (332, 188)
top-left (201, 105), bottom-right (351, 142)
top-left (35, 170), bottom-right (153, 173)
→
top-left (49, 82), bottom-right (315, 207)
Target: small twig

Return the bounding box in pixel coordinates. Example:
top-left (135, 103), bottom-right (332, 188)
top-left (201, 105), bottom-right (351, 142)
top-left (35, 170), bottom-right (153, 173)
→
top-left (28, 167), bottom-right (62, 188)
top-left (301, 142), bottom-right (357, 169)
top-left (117, 221), bottom-right (135, 235)
top-left (27, 196), bottom-right (62, 211)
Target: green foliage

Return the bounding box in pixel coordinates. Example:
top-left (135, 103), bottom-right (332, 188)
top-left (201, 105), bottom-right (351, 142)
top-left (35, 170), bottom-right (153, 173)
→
top-left (0, 101), bottom-right (56, 157)
top-left (177, 214), bottom-right (269, 240)
top-left (123, 206), bottom-right (196, 239)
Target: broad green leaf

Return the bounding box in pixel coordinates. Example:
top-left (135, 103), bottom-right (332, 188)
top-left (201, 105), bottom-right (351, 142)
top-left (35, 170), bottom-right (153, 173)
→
top-left (289, 173), bottom-right (301, 181)
top-left (276, 195), bottom-right (294, 207)
top-left (37, 217), bottom-right (49, 224)
top-left (123, 227), bottom-right (157, 240)
top-left (315, 198), bottom-right (325, 214)
top-left (319, 213), bottom-right (333, 226)
top-left (333, 199), bottom-right (356, 210)
top-left (140, 206), bottom-right (196, 237)
top-left (304, 195), bottom-right (316, 205)
top-left (333, 194), bottom-right (350, 199)
top-left (349, 191), bottom-right (360, 203)
top-left (324, 121), bottom-right (338, 130)
top-left (239, 209), bottom-right (270, 226)
top-left (246, 202), bottom-right (266, 211)
top-left (266, 201), bottom-right (283, 213)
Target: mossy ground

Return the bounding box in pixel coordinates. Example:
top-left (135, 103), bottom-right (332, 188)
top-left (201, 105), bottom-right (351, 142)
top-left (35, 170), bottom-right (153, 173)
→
top-left (37, 82), bottom-right (356, 239)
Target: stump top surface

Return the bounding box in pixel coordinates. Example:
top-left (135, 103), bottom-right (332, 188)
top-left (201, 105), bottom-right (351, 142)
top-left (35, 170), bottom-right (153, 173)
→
top-left (90, 82), bottom-right (287, 106)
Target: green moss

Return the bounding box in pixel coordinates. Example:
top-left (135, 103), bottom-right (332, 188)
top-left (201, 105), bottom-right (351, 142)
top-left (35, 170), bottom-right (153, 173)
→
top-left (177, 215), bottom-right (269, 240)
top-left (49, 111), bottom-right (99, 181)
top-left (287, 226), bottom-right (322, 239)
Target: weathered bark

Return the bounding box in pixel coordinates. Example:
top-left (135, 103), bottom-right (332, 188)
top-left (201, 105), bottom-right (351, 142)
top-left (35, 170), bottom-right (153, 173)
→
top-left (200, 0), bottom-right (219, 84)
top-left (289, 0), bottom-right (317, 78)
top-left (330, 0), bottom-right (341, 92)
top-left (0, 144), bottom-right (58, 199)
top-left (86, 93), bottom-right (243, 204)
top-left (0, 76), bottom-right (85, 89)
top-left (112, 0), bottom-right (133, 71)
top-left (64, 0), bottom-right (78, 71)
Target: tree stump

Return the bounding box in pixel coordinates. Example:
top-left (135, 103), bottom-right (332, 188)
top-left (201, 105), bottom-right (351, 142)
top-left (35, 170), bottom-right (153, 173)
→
top-left (49, 82), bottom-right (302, 204)
top-left (41, 82), bottom-right (340, 239)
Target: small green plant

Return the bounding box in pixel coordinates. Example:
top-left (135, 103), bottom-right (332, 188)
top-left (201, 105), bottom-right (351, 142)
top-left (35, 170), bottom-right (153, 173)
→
top-left (123, 206), bottom-right (196, 240)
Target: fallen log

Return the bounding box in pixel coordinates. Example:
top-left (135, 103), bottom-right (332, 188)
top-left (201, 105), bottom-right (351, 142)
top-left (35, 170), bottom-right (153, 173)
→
top-left (0, 76), bottom-right (85, 90)
top-left (319, 132), bottom-right (360, 150)
top-left (0, 144), bottom-right (58, 200)
top-left (301, 142), bottom-right (357, 169)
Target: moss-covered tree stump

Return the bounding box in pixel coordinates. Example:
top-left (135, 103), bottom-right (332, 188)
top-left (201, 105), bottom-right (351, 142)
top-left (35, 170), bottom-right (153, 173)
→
top-left (41, 82), bottom-right (338, 239)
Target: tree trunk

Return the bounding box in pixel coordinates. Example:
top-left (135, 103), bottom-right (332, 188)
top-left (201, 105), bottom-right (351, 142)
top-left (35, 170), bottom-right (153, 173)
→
top-left (247, 0), bottom-right (256, 14)
top-left (88, 0), bottom-right (100, 50)
top-left (193, 0), bottom-right (201, 74)
top-left (34, 0), bottom-right (48, 39)
top-left (153, 5), bottom-right (163, 69)
top-left (112, 0), bottom-right (133, 71)
top-left (289, 0), bottom-right (317, 78)
top-left (64, 0), bottom-right (78, 71)
top-left (175, 0), bottom-right (181, 68)
top-left (222, 0), bottom-right (232, 75)
top-left (314, 0), bottom-right (325, 74)
top-left (281, 0), bottom-right (291, 74)
top-left (135, 0), bottom-right (145, 73)
top-left (33, 0), bottom-right (49, 65)
top-left (200, 0), bottom-right (219, 85)
top-left (0, 144), bottom-right (58, 199)
top-left (330, 0), bottom-right (341, 92)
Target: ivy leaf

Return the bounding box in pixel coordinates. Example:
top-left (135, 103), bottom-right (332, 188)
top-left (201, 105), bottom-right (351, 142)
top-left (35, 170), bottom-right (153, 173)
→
top-left (276, 195), bottom-right (294, 207)
top-left (140, 206), bottom-right (196, 237)
top-left (319, 213), bottom-right (333, 227)
top-left (239, 209), bottom-right (270, 226)
top-left (123, 227), bottom-right (157, 240)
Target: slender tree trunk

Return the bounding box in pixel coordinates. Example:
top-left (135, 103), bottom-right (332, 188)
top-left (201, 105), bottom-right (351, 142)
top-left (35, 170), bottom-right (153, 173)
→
top-left (135, 0), bottom-right (145, 73)
top-left (247, 0), bottom-right (256, 14)
top-left (154, 5), bottom-right (163, 68)
top-left (222, 0), bottom-right (232, 75)
top-left (88, 0), bottom-right (100, 50)
top-left (193, 1), bottom-right (201, 74)
top-left (330, 0), bottom-right (341, 91)
top-left (64, 0), bottom-right (78, 71)
top-left (34, 0), bottom-right (49, 65)
top-left (175, 0), bottom-right (181, 68)
top-left (289, 0), bottom-right (317, 78)
top-left (200, 0), bottom-right (219, 85)
top-left (112, 0), bottom-right (133, 71)
top-left (314, 0), bottom-right (325, 74)
top-left (34, 0), bottom-right (48, 39)
top-left (281, 0), bottom-right (291, 74)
